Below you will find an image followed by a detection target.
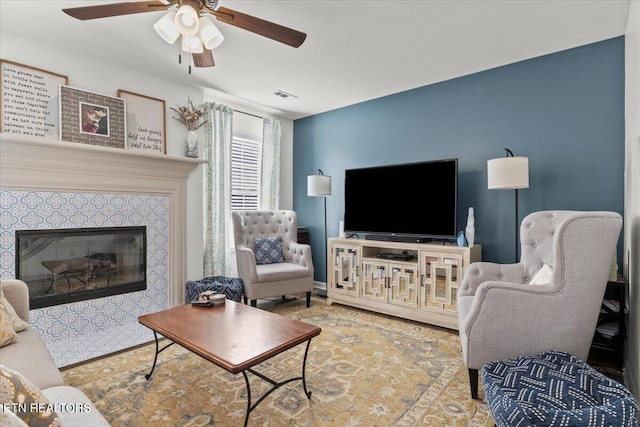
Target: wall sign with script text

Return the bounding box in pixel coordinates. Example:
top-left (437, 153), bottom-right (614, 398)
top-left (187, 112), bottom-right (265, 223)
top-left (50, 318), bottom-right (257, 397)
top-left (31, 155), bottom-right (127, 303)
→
top-left (117, 89), bottom-right (166, 154)
top-left (0, 59), bottom-right (68, 139)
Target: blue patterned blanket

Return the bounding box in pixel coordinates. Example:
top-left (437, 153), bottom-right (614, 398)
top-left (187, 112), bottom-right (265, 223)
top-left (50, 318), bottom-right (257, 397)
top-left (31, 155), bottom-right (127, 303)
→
top-left (185, 276), bottom-right (244, 303)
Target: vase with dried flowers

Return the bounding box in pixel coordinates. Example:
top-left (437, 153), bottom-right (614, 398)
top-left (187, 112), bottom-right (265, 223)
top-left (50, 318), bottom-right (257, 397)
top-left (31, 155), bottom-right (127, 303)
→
top-left (170, 99), bottom-right (208, 158)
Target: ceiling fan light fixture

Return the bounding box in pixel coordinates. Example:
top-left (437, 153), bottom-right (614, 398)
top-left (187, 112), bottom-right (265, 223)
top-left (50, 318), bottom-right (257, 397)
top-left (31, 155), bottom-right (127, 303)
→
top-left (175, 4), bottom-right (199, 36)
top-left (153, 11), bottom-right (180, 44)
top-left (61, 0), bottom-right (307, 69)
top-left (181, 35), bottom-right (204, 53)
top-left (198, 17), bottom-right (224, 50)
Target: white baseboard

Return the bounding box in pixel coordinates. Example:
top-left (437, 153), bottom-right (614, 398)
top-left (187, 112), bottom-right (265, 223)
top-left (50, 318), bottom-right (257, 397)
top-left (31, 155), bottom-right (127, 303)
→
top-left (313, 281), bottom-right (326, 291)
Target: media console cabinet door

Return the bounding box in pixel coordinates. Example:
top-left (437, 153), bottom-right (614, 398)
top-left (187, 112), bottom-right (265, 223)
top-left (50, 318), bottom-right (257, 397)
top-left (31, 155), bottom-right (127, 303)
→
top-left (362, 260), bottom-right (419, 309)
top-left (388, 264), bottom-right (419, 309)
top-left (420, 252), bottom-right (463, 314)
top-left (330, 244), bottom-right (360, 297)
top-left (362, 260), bottom-right (387, 302)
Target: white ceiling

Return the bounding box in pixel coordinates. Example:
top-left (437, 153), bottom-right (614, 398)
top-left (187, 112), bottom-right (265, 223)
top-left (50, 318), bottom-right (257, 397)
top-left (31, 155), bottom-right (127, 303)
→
top-left (0, 0), bottom-right (631, 120)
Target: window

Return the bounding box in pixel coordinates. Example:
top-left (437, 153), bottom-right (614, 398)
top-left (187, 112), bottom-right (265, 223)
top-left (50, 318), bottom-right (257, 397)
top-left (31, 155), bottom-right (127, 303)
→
top-left (230, 136), bottom-right (262, 211)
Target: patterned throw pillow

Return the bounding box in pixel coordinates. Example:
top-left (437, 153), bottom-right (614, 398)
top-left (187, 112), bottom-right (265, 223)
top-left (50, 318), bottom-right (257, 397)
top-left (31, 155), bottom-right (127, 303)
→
top-left (0, 281), bottom-right (29, 333)
top-left (255, 236), bottom-right (285, 265)
top-left (0, 306), bottom-right (17, 347)
top-left (0, 365), bottom-right (60, 427)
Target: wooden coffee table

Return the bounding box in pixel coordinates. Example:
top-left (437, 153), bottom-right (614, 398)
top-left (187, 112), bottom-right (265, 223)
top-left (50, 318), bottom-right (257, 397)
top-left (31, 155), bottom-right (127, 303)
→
top-left (138, 301), bottom-right (321, 426)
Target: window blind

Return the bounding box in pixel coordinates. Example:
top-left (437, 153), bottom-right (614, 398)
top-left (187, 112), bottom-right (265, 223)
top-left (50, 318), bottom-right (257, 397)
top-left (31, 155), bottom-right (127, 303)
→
top-left (231, 136), bottom-right (262, 211)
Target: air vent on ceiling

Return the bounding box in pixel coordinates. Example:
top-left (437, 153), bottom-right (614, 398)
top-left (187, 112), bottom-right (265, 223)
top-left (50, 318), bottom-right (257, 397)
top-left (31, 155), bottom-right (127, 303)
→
top-left (272, 90), bottom-right (298, 100)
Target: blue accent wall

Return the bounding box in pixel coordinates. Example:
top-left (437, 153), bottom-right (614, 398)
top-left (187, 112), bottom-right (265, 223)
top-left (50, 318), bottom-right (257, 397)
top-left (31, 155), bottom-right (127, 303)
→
top-left (293, 37), bottom-right (625, 282)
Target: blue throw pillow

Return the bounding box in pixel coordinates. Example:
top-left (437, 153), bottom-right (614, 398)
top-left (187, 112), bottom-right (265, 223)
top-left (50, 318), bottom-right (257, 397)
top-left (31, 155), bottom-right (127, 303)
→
top-left (255, 236), bottom-right (285, 265)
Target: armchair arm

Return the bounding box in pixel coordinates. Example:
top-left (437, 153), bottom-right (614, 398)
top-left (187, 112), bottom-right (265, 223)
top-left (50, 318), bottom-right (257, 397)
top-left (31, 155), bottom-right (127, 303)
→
top-left (288, 242), bottom-right (314, 275)
top-left (461, 280), bottom-right (556, 333)
top-left (458, 262), bottom-right (527, 297)
top-left (459, 281), bottom-right (590, 369)
top-left (235, 247), bottom-right (258, 286)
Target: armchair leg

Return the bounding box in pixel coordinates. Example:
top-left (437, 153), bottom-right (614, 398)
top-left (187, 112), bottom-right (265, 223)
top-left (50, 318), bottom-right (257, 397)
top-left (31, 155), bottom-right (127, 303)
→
top-left (243, 296), bottom-right (248, 305)
top-left (468, 368), bottom-right (479, 399)
top-left (306, 291), bottom-right (311, 307)
top-left (250, 300), bottom-right (257, 308)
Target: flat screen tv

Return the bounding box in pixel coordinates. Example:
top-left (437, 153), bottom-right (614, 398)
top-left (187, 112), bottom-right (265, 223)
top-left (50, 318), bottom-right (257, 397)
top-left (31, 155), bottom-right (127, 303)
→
top-left (344, 159), bottom-right (458, 242)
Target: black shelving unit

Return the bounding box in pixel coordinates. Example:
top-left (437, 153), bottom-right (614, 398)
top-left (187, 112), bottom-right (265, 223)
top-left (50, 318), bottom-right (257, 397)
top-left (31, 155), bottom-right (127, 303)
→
top-left (588, 278), bottom-right (628, 376)
top-left (297, 227), bottom-right (310, 244)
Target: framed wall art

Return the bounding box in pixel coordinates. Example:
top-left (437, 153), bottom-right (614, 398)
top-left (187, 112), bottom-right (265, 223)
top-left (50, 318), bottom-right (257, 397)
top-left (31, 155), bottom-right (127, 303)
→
top-left (0, 59), bottom-right (68, 139)
top-left (59, 85), bottom-right (126, 149)
top-left (117, 89), bottom-right (166, 154)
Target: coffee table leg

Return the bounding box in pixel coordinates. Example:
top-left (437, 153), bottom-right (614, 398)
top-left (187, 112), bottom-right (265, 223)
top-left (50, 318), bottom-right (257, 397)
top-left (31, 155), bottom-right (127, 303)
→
top-left (240, 338), bottom-right (314, 426)
top-left (242, 371), bottom-right (252, 427)
top-left (301, 338), bottom-right (312, 398)
top-left (144, 330), bottom-right (175, 380)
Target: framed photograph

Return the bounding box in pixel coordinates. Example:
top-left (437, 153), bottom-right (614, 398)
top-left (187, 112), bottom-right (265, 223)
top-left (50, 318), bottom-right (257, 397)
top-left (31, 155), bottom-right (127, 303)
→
top-left (60, 85), bottom-right (125, 149)
top-left (117, 89), bottom-right (166, 154)
top-left (0, 59), bottom-right (68, 139)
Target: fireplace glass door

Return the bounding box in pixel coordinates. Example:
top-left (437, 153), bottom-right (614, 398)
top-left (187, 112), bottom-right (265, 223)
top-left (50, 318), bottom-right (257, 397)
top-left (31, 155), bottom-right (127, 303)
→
top-left (16, 226), bottom-right (146, 309)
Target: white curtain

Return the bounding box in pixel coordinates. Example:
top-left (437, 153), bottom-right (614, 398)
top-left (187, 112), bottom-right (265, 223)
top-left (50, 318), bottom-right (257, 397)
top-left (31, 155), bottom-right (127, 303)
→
top-left (203, 102), bottom-right (233, 276)
top-left (260, 118), bottom-right (281, 210)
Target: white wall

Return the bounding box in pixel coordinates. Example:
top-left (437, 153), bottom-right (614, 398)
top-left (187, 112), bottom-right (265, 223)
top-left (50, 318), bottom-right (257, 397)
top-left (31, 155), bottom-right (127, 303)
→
top-left (0, 30), bottom-right (206, 155)
top-left (0, 29), bottom-right (294, 285)
top-left (624, 0), bottom-right (640, 397)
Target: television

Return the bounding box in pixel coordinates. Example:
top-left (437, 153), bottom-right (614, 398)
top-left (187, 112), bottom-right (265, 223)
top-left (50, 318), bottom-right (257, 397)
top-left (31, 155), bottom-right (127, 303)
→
top-left (344, 159), bottom-right (458, 242)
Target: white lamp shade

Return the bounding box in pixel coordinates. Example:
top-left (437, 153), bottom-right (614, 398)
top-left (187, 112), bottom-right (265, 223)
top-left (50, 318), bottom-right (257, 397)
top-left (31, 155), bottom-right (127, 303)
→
top-left (487, 156), bottom-right (529, 190)
top-left (153, 11), bottom-right (180, 44)
top-left (307, 175), bottom-right (331, 197)
top-left (175, 4), bottom-right (199, 37)
top-left (181, 35), bottom-right (204, 53)
top-left (198, 17), bottom-right (224, 50)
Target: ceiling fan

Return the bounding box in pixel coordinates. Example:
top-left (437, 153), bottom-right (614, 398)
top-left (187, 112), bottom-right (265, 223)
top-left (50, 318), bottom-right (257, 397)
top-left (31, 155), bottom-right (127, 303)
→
top-left (62, 0), bottom-right (307, 68)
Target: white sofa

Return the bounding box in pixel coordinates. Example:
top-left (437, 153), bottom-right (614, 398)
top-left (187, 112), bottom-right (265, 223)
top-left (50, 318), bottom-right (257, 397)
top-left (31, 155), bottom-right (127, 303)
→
top-left (0, 279), bottom-right (109, 426)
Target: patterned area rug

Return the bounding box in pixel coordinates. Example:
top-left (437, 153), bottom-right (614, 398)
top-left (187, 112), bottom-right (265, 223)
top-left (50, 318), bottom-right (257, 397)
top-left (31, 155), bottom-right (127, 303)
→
top-left (62, 296), bottom-right (494, 426)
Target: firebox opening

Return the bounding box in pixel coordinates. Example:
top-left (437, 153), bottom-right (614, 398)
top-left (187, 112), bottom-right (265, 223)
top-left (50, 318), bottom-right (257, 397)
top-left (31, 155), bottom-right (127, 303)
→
top-left (16, 226), bottom-right (147, 309)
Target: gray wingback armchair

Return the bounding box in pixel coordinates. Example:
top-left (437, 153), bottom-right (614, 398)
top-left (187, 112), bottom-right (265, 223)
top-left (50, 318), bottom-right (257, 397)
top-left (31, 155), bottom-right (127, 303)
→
top-left (232, 210), bottom-right (314, 307)
top-left (457, 210), bottom-right (622, 399)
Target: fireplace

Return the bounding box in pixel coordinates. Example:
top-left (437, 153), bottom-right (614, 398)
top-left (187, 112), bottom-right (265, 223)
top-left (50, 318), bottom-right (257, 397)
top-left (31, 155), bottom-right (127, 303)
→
top-left (2, 135), bottom-right (198, 367)
top-left (16, 226), bottom-right (147, 309)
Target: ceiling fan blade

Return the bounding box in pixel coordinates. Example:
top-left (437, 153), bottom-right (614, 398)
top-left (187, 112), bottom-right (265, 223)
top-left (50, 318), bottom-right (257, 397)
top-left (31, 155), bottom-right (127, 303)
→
top-left (208, 6), bottom-right (306, 48)
top-left (193, 50), bottom-right (215, 68)
top-left (63, 1), bottom-right (172, 21)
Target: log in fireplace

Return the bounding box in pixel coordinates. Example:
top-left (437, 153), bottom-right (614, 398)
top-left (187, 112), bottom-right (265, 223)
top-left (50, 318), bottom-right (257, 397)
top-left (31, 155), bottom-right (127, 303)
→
top-left (16, 226), bottom-right (146, 309)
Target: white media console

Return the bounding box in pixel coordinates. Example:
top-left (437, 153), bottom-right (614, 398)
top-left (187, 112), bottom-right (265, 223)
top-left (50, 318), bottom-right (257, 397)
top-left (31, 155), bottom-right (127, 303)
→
top-left (327, 237), bottom-right (482, 330)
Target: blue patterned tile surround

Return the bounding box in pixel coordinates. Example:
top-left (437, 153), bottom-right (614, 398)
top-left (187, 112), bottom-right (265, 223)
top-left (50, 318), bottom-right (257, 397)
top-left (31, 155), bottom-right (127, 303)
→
top-left (0, 190), bottom-right (169, 367)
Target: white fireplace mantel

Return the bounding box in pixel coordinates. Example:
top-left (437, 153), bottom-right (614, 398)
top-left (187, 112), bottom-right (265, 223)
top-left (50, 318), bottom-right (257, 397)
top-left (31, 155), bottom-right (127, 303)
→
top-left (0, 133), bottom-right (205, 305)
